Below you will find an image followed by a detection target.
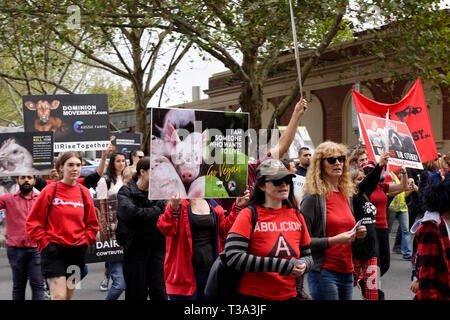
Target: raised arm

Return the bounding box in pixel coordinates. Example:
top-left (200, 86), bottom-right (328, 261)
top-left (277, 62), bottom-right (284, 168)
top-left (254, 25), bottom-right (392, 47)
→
top-left (387, 166), bottom-right (410, 195)
top-left (270, 99), bottom-right (308, 159)
top-left (358, 151), bottom-right (388, 197)
top-left (96, 144), bottom-right (113, 176)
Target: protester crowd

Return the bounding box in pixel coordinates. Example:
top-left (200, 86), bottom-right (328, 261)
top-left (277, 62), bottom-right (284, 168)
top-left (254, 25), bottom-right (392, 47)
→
top-left (0, 99), bottom-right (449, 301)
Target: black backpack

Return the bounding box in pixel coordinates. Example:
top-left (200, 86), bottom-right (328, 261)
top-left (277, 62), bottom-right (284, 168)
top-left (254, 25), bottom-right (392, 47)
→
top-left (204, 205), bottom-right (258, 300)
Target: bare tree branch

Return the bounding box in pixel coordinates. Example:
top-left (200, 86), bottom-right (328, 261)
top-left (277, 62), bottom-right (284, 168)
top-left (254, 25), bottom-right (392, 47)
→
top-left (146, 41), bottom-right (192, 100)
top-left (267, 5), bottom-right (346, 131)
top-left (0, 72), bottom-right (75, 94)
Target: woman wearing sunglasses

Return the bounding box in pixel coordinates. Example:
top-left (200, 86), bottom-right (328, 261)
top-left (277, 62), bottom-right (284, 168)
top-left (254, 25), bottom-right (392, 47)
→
top-left (300, 141), bottom-right (367, 300)
top-left (224, 158), bottom-right (313, 300)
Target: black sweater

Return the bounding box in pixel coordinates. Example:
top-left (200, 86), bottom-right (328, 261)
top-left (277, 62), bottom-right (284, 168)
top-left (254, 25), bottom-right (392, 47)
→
top-left (352, 164), bottom-right (384, 260)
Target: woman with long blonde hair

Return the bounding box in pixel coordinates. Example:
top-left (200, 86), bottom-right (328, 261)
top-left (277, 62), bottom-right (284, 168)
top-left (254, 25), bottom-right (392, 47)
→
top-left (300, 141), bottom-right (366, 300)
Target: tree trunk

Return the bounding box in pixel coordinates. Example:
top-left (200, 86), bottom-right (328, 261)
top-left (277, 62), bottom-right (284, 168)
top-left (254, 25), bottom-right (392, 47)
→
top-left (239, 80), bottom-right (263, 131)
top-left (132, 82), bottom-right (149, 154)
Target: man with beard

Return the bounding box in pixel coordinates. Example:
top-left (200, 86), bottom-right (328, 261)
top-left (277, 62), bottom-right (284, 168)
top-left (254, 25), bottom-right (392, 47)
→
top-left (296, 147), bottom-right (312, 177)
top-left (0, 175), bottom-right (45, 300)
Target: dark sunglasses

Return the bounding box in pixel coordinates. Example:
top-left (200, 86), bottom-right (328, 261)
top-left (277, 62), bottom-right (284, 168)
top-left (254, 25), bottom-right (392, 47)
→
top-left (137, 155), bottom-right (144, 159)
top-left (325, 155), bottom-right (346, 164)
top-left (267, 176), bottom-right (293, 186)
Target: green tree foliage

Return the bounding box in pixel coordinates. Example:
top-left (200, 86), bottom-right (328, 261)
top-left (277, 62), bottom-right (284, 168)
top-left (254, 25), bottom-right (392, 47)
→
top-left (0, 0), bottom-right (192, 152)
top-left (151, 0), bottom-right (448, 130)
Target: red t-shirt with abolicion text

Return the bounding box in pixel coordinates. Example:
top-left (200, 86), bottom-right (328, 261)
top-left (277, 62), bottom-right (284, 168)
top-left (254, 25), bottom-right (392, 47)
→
top-left (229, 205), bottom-right (311, 300)
top-left (322, 191), bottom-right (355, 274)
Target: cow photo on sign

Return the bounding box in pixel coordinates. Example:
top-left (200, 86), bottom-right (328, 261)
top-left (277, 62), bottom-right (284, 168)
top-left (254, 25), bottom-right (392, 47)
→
top-left (149, 107), bottom-right (249, 200)
top-left (23, 99), bottom-right (68, 137)
top-left (23, 94), bottom-right (110, 152)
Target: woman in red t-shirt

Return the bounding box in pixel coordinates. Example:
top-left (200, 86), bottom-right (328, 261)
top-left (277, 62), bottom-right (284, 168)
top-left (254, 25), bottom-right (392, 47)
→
top-left (301, 141), bottom-right (367, 300)
top-left (224, 158), bottom-right (312, 300)
top-left (26, 152), bottom-right (99, 300)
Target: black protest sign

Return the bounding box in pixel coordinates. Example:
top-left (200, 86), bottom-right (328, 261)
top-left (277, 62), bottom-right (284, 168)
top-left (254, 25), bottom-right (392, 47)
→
top-left (0, 132), bottom-right (54, 177)
top-left (22, 94), bottom-right (110, 152)
top-left (85, 196), bottom-right (123, 263)
top-left (111, 132), bottom-right (142, 157)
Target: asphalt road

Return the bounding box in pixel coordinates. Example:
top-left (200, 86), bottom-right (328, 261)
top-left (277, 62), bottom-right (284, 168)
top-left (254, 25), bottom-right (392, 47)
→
top-left (0, 220), bottom-right (414, 301)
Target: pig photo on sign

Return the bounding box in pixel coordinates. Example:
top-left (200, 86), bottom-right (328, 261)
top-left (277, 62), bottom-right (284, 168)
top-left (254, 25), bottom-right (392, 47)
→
top-left (154, 109), bottom-right (196, 140)
top-left (164, 123), bottom-right (208, 184)
top-left (150, 135), bottom-right (173, 158)
top-left (387, 128), bottom-right (417, 156)
top-left (187, 176), bottom-right (205, 198)
top-left (150, 154), bottom-right (187, 198)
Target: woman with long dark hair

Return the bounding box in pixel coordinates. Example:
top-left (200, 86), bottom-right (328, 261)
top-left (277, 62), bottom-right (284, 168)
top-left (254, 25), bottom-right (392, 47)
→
top-left (96, 152), bottom-right (127, 299)
top-left (223, 158), bottom-right (313, 300)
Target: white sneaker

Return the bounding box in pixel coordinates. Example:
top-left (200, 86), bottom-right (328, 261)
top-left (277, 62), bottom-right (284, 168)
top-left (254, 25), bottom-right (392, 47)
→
top-left (99, 274), bottom-right (110, 291)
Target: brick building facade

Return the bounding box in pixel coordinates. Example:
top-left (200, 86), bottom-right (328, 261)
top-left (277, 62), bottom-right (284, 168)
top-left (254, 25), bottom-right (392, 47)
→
top-left (110, 36), bottom-right (449, 154)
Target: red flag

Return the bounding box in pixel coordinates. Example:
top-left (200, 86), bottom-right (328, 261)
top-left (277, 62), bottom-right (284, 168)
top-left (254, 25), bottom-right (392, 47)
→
top-left (352, 78), bottom-right (437, 163)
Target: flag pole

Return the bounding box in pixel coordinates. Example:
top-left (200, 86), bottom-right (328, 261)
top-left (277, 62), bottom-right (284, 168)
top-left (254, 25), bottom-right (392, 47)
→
top-left (385, 109), bottom-right (390, 173)
top-left (289, 0), bottom-right (303, 100)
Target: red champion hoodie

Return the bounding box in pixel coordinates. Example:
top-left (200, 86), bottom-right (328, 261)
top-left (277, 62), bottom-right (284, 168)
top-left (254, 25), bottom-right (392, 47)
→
top-left (26, 181), bottom-right (99, 252)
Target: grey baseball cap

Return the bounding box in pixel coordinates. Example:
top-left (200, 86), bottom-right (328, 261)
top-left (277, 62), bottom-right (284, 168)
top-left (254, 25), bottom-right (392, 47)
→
top-left (256, 158), bottom-right (296, 181)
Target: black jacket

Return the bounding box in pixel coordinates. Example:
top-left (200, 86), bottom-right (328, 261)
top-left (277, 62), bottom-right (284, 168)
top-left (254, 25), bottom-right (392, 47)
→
top-left (116, 179), bottom-right (167, 251)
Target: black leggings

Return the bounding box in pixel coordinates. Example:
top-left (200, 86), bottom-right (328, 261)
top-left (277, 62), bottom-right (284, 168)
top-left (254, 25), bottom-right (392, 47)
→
top-left (375, 228), bottom-right (390, 277)
top-left (123, 242), bottom-right (167, 301)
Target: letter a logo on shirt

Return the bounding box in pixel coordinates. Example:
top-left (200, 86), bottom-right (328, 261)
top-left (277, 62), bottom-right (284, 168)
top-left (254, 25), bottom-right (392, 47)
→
top-left (268, 233), bottom-right (295, 257)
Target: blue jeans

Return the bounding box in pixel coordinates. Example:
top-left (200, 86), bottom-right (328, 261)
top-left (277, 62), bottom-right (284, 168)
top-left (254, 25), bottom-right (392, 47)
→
top-left (105, 261), bottom-right (125, 300)
top-left (387, 209), bottom-right (411, 256)
top-left (6, 246), bottom-right (45, 300)
top-left (308, 268), bottom-right (354, 300)
top-left (168, 271), bottom-right (209, 301)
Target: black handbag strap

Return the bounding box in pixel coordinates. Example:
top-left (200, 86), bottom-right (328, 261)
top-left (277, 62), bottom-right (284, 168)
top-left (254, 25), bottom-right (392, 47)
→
top-left (45, 182), bottom-right (86, 227)
top-left (247, 205), bottom-right (258, 239)
top-left (220, 205), bottom-right (258, 265)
